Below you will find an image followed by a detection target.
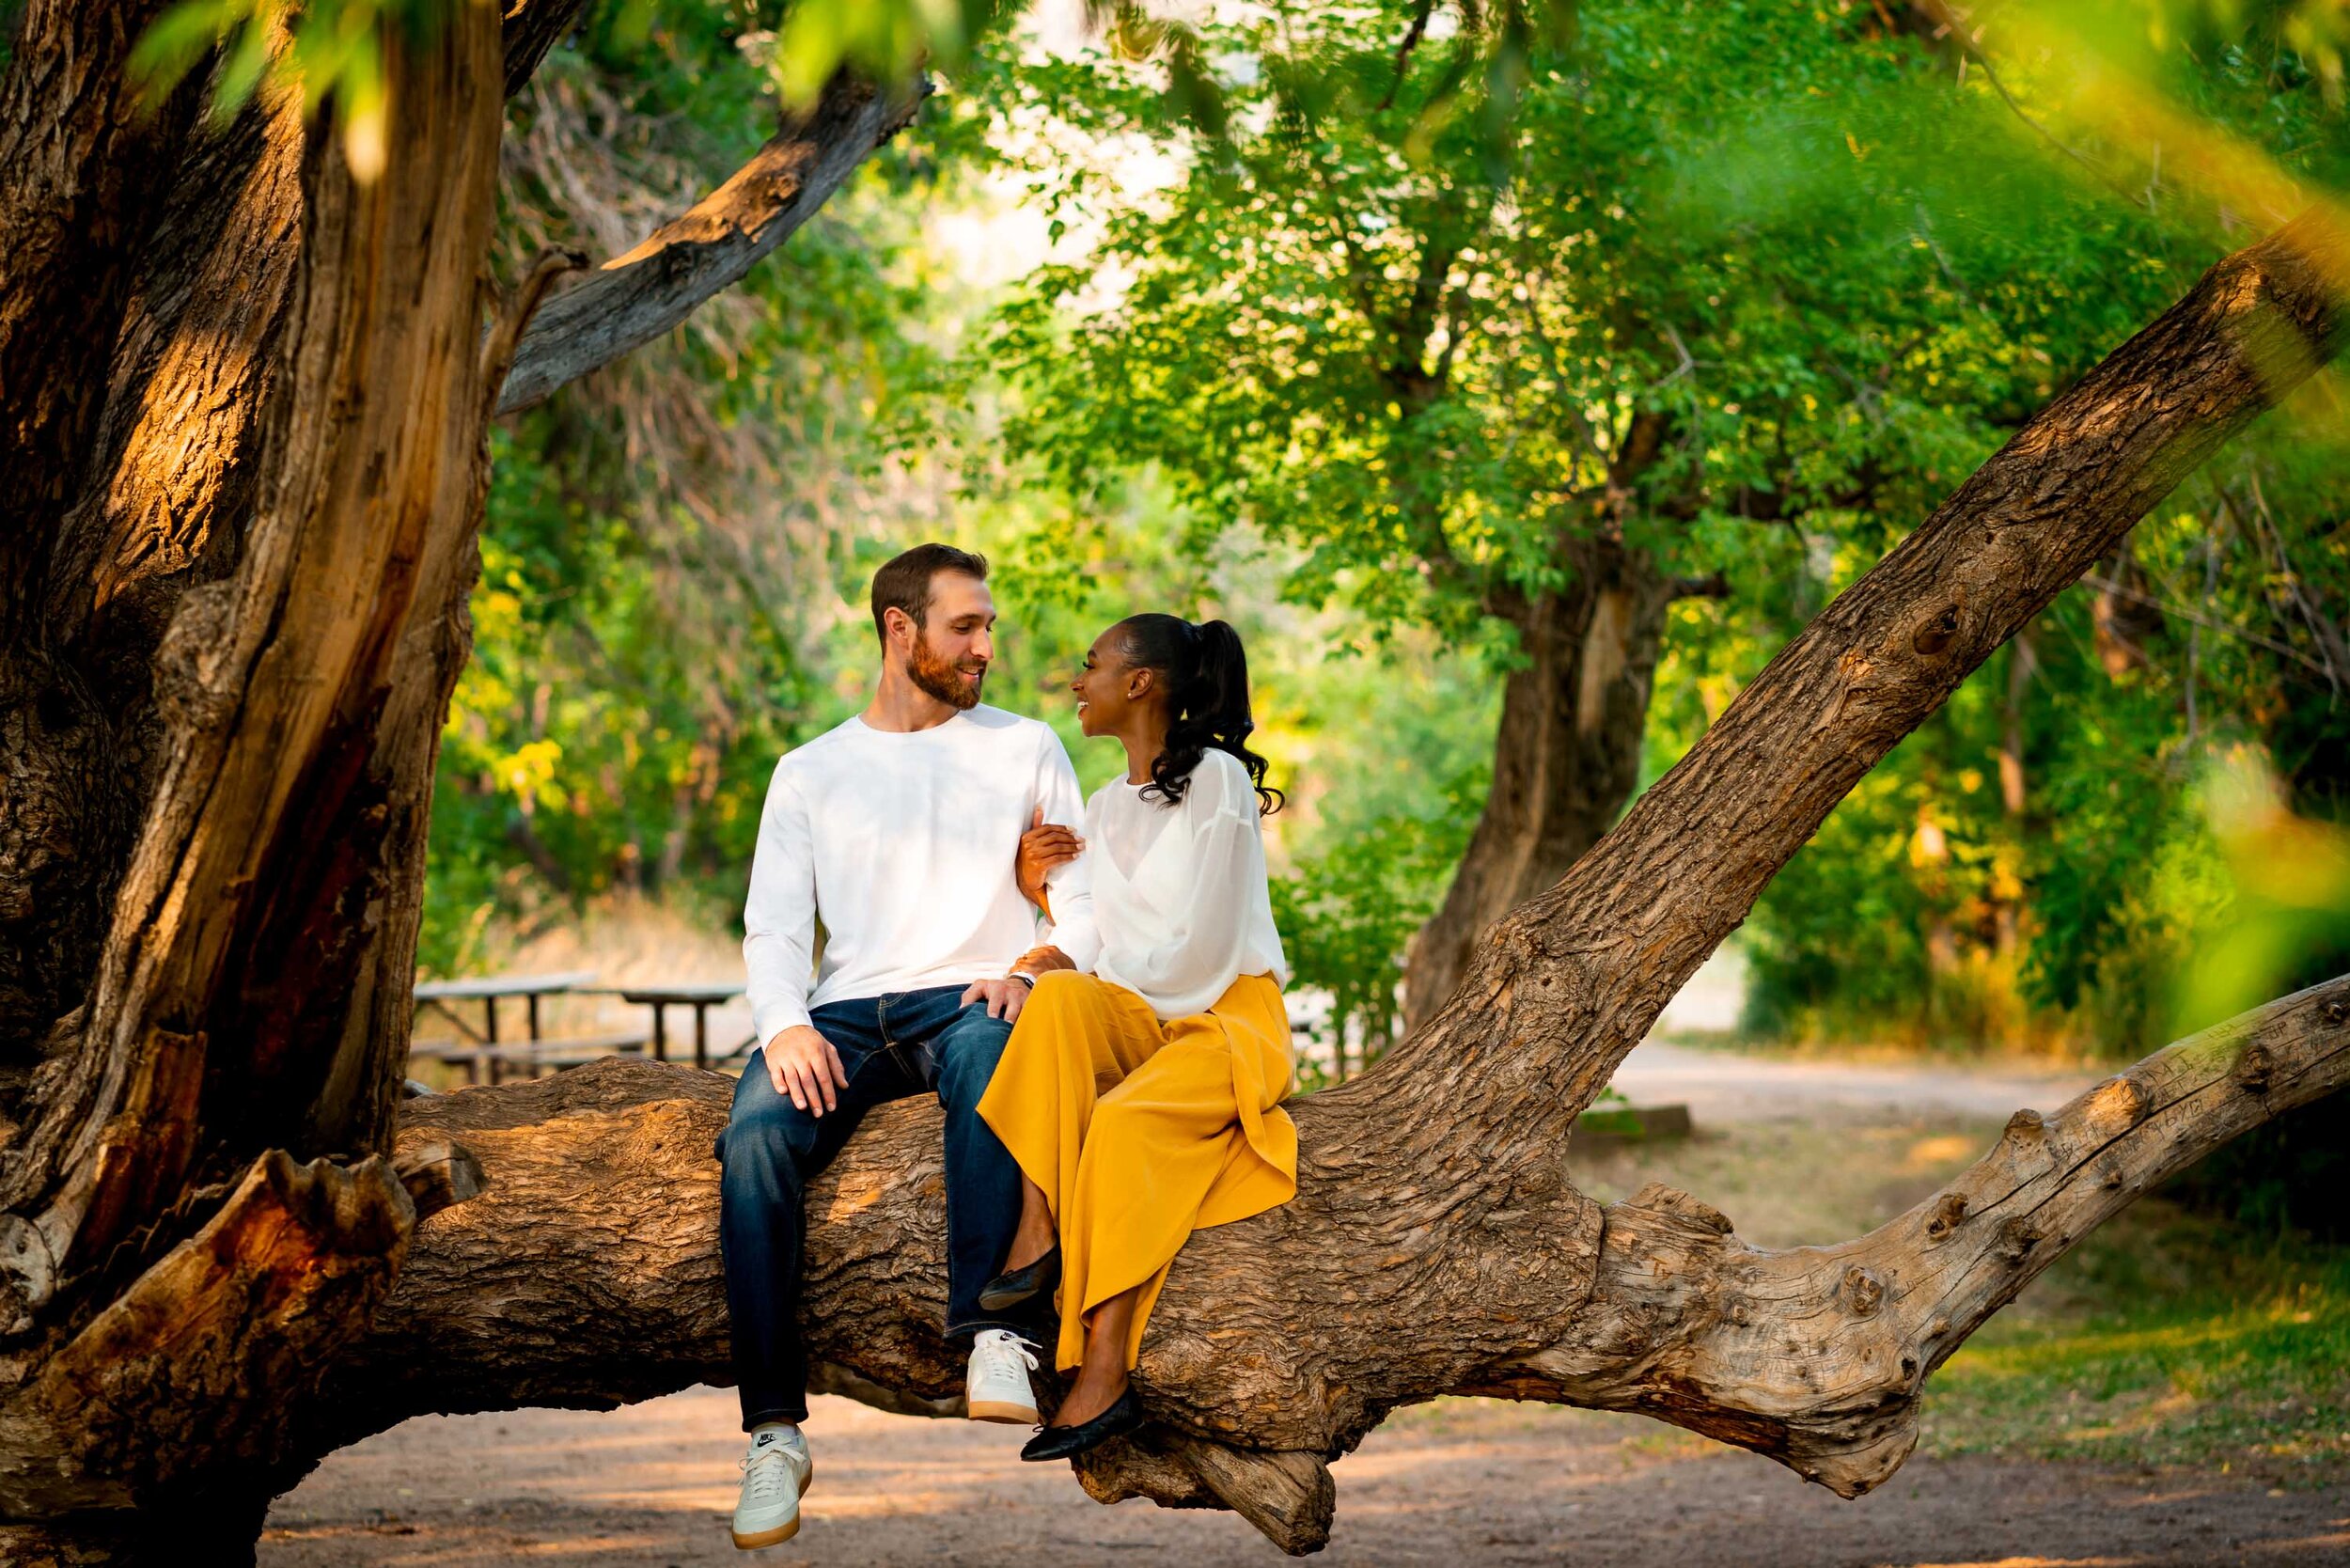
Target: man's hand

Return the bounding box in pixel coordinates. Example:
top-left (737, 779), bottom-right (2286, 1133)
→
top-left (1015, 806), bottom-right (1084, 914)
top-left (763, 1024), bottom-right (850, 1114)
top-left (960, 974), bottom-right (1035, 1023)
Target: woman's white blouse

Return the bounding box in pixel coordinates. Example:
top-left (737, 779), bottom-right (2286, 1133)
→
top-left (1086, 747), bottom-right (1289, 1020)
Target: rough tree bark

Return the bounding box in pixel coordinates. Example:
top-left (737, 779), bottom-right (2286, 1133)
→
top-left (1, 1), bottom-right (2344, 1560)
top-left (326, 970), bottom-right (2349, 1549)
top-left (332, 207), bottom-right (2344, 1559)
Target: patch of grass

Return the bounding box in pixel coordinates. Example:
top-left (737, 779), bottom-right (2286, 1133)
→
top-left (1919, 1199), bottom-right (2350, 1485)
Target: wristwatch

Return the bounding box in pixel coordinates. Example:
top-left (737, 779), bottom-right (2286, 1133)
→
top-left (1006, 971), bottom-right (1037, 989)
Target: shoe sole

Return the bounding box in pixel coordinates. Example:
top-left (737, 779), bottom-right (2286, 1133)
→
top-left (967, 1399), bottom-right (1042, 1424)
top-left (730, 1464), bottom-right (814, 1549)
top-left (1020, 1412), bottom-right (1144, 1463)
top-left (977, 1284), bottom-right (1039, 1312)
top-left (731, 1517), bottom-right (799, 1550)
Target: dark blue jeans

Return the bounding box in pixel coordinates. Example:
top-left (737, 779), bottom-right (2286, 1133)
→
top-left (717, 985), bottom-right (1032, 1429)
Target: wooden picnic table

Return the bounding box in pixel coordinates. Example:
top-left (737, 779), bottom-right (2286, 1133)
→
top-left (586, 982), bottom-right (748, 1071)
top-left (413, 970), bottom-right (628, 1085)
top-left (414, 969), bottom-right (599, 1048)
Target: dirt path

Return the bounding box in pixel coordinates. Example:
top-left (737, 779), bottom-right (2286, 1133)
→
top-left (1606, 1039), bottom-right (2105, 1124)
top-left (265, 1387), bottom-right (2349, 1566)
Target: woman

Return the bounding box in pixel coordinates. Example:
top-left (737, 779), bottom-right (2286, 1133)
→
top-left (976, 613), bottom-right (1293, 1462)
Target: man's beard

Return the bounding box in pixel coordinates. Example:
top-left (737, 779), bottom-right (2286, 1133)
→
top-left (909, 632), bottom-right (985, 711)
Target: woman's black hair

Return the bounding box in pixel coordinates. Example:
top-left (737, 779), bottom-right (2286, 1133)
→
top-left (1114, 614), bottom-right (1284, 815)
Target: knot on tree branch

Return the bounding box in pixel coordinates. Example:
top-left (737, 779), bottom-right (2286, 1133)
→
top-left (480, 248), bottom-right (589, 411)
top-left (392, 1137), bottom-right (486, 1220)
top-left (1909, 602), bottom-right (1963, 657)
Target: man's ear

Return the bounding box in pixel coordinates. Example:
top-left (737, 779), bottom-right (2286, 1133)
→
top-left (883, 605), bottom-right (915, 657)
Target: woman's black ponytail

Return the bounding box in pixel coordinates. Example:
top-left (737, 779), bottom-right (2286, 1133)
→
top-left (1114, 615), bottom-right (1284, 814)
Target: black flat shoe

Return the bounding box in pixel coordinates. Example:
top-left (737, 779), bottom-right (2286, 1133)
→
top-left (979, 1245), bottom-right (1060, 1313)
top-left (1020, 1386), bottom-right (1144, 1462)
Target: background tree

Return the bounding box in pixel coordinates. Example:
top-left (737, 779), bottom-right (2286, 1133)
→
top-left (963, 0), bottom-right (2350, 1041)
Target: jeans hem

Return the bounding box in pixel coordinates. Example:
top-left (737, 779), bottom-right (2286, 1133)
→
top-left (741, 1403), bottom-right (810, 1431)
top-left (945, 1315), bottom-right (1041, 1343)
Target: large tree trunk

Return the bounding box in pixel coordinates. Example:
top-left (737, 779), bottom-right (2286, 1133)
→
top-left (0, 2), bottom-right (913, 1560)
top-left (0, 0), bottom-right (2343, 1556)
top-left (0, 0), bottom-right (509, 1558)
top-left (1403, 541), bottom-right (1674, 1032)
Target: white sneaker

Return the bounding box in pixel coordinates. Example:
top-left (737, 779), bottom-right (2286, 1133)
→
top-left (965, 1327), bottom-right (1042, 1424)
top-left (731, 1426), bottom-right (813, 1549)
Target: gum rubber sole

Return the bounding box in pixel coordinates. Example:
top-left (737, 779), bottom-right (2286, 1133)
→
top-left (730, 1463), bottom-right (814, 1549)
top-left (966, 1399), bottom-right (1042, 1424)
top-left (731, 1516), bottom-right (799, 1550)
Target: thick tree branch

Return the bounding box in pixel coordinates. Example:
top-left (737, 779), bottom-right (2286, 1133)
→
top-left (1480, 973), bottom-right (2350, 1494)
top-left (1393, 208), bottom-right (2348, 1123)
top-left (493, 73), bottom-right (928, 416)
top-left (310, 980), bottom-right (2345, 1551)
top-left (312, 1056), bottom-right (1605, 1557)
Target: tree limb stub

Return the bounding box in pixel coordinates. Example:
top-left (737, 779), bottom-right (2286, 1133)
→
top-left (0, 1149), bottom-right (416, 1515)
top-left (330, 975), bottom-right (2342, 1552)
top-left (1078, 1435), bottom-right (1337, 1555)
top-left (478, 246), bottom-right (590, 413)
top-left (492, 72), bottom-right (929, 415)
top-left (1397, 209), bottom-right (2349, 1127)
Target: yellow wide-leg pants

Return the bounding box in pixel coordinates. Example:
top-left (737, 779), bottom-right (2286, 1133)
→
top-left (978, 969), bottom-right (1296, 1373)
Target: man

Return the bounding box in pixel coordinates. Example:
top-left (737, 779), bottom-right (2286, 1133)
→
top-left (722, 543), bottom-right (1095, 1549)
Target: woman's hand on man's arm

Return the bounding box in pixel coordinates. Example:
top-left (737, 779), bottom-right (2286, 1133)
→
top-left (1014, 806), bottom-right (1084, 916)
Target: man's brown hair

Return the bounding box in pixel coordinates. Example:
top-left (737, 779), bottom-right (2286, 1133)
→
top-left (870, 543), bottom-right (988, 648)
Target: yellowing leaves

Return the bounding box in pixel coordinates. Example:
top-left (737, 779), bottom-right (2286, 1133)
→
top-left (493, 739), bottom-right (569, 814)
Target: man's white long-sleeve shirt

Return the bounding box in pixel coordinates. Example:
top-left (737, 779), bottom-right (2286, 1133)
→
top-left (743, 705), bottom-right (1099, 1046)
